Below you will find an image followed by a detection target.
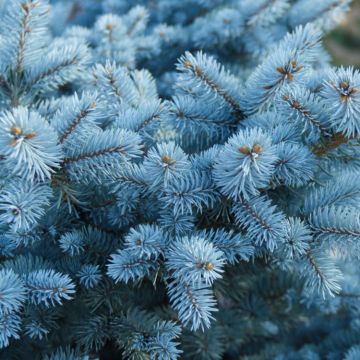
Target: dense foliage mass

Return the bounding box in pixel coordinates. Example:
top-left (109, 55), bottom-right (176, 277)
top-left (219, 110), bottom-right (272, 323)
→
top-left (0, 0), bottom-right (360, 359)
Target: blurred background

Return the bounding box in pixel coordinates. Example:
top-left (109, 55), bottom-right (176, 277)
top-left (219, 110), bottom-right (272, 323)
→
top-left (326, 0), bottom-right (360, 66)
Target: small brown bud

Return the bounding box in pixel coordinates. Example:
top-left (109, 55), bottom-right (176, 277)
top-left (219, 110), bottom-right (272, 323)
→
top-left (223, 18), bottom-right (231, 24)
top-left (90, 101), bottom-right (97, 109)
top-left (21, 3), bottom-right (30, 12)
top-left (340, 81), bottom-right (349, 90)
top-left (195, 66), bottom-right (203, 77)
top-left (106, 23), bottom-right (113, 31)
top-left (11, 208), bottom-right (19, 215)
top-left (205, 262), bottom-right (214, 271)
top-left (135, 239), bottom-right (142, 246)
top-left (290, 59), bottom-right (297, 68)
top-left (183, 60), bottom-right (192, 69)
top-left (162, 155), bottom-right (176, 165)
top-left (239, 146), bottom-right (250, 155)
top-left (10, 139), bottom-right (18, 147)
top-left (25, 131), bottom-right (36, 140)
top-left (252, 144), bottom-right (263, 154)
top-left (276, 66), bottom-right (286, 75)
top-left (340, 94), bottom-right (348, 103)
top-left (10, 127), bottom-right (22, 136)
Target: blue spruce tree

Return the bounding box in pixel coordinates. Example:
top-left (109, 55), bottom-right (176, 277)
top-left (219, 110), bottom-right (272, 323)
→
top-left (0, 0), bottom-right (359, 359)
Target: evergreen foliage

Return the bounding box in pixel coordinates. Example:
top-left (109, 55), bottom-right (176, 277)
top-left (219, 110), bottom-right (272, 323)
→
top-left (0, 0), bottom-right (359, 359)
